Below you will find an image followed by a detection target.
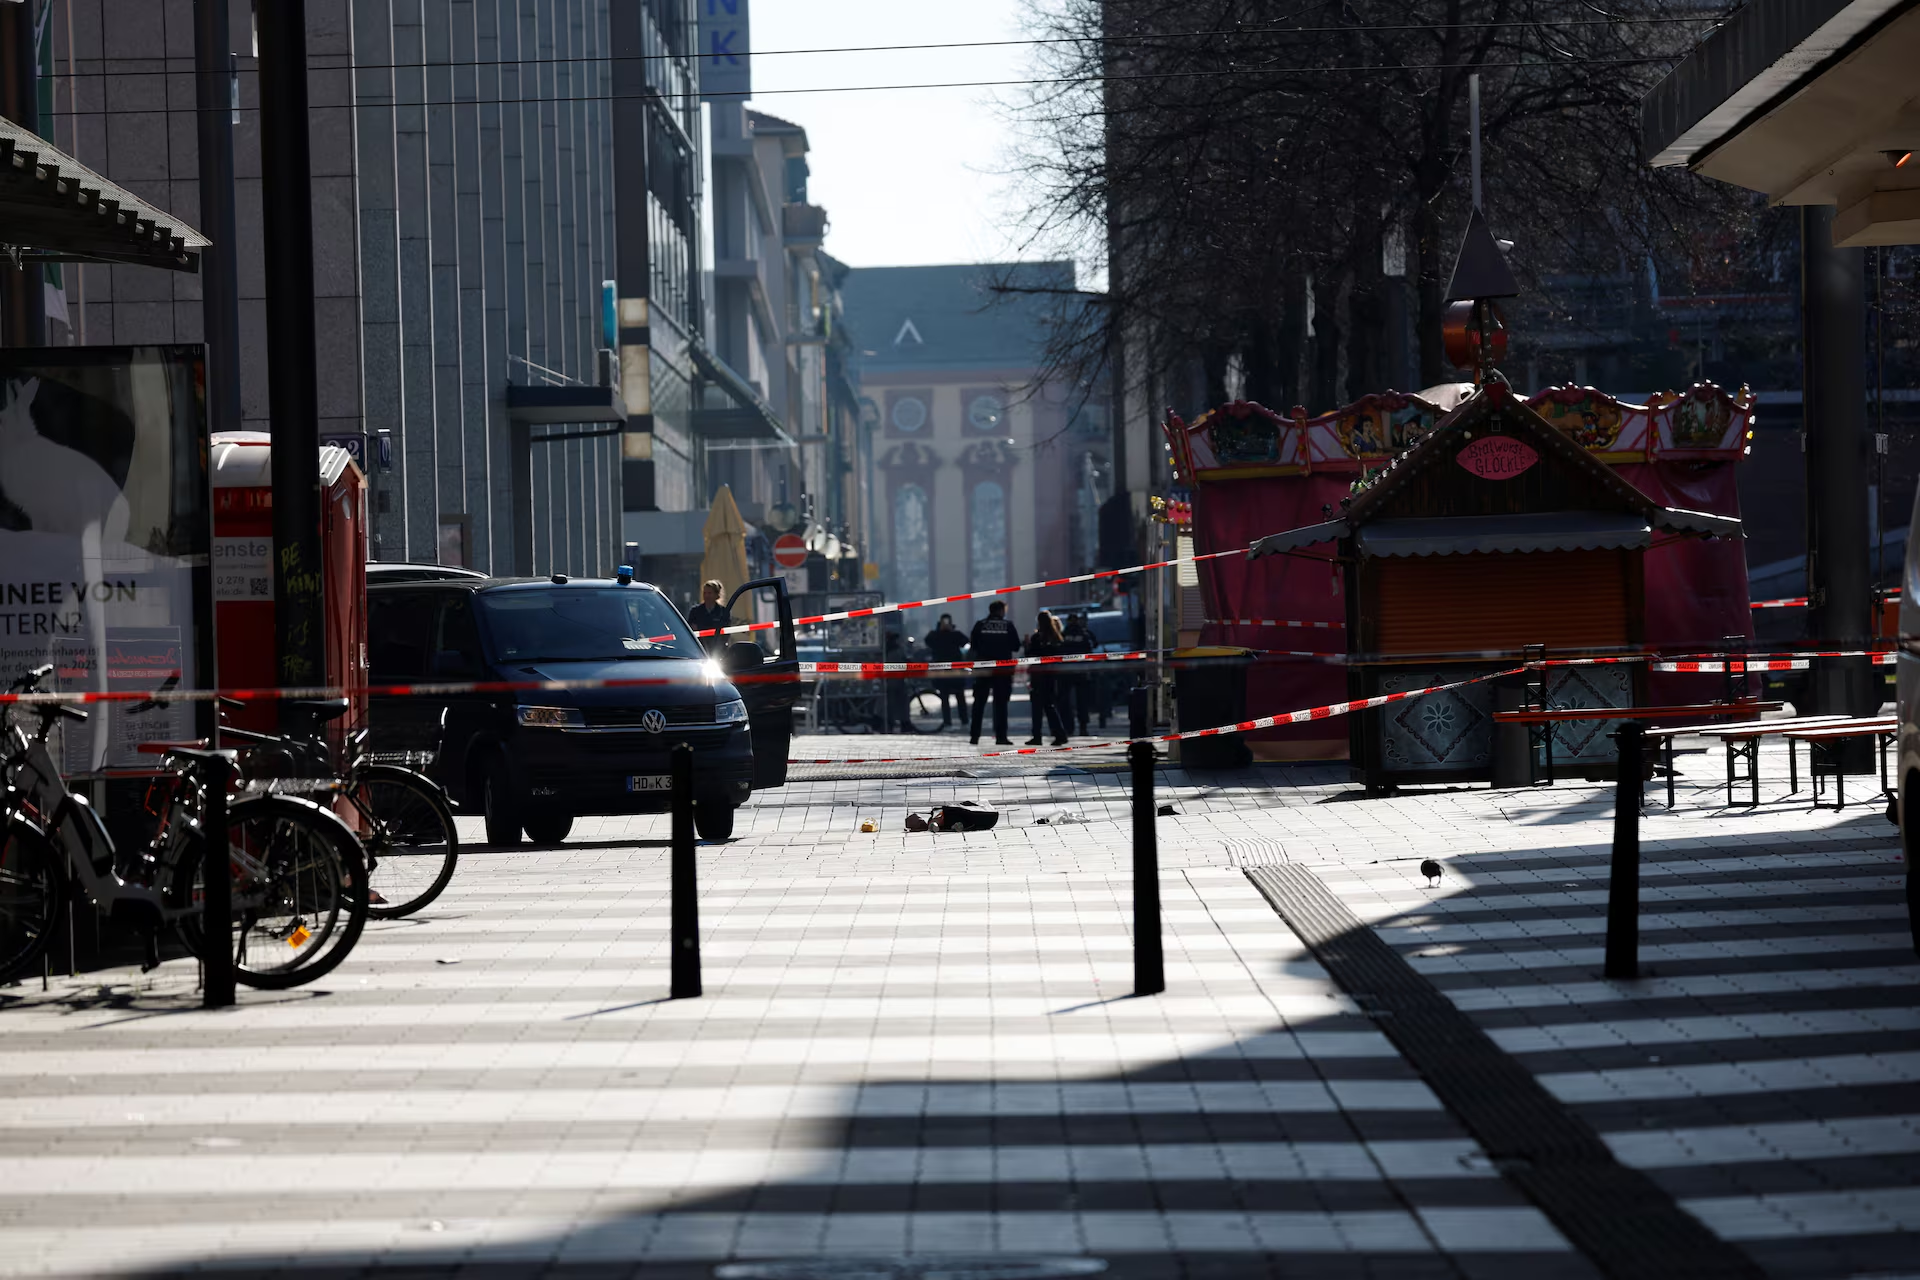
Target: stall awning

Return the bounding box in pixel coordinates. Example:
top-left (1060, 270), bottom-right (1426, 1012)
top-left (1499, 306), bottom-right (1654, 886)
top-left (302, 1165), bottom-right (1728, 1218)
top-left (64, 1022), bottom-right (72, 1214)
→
top-left (0, 117), bottom-right (207, 271)
top-left (1356, 513), bottom-right (1653, 558)
top-left (690, 340), bottom-right (794, 444)
top-left (1248, 518), bottom-right (1348, 558)
top-left (1251, 506), bottom-right (1739, 560)
top-left (1656, 506), bottom-right (1743, 537)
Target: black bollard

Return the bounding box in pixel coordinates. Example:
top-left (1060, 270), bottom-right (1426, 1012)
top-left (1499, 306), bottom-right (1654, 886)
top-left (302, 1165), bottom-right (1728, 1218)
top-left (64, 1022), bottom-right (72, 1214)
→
top-left (1128, 685), bottom-right (1150, 741)
top-left (201, 751), bottom-right (236, 1009)
top-left (669, 742), bottom-right (701, 998)
top-left (1604, 720), bottom-right (1645, 980)
top-left (1130, 739), bottom-right (1165, 995)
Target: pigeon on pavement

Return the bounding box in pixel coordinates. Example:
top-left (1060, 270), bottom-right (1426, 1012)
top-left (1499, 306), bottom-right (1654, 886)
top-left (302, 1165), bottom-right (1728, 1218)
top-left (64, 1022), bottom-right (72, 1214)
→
top-left (1419, 859), bottom-right (1443, 887)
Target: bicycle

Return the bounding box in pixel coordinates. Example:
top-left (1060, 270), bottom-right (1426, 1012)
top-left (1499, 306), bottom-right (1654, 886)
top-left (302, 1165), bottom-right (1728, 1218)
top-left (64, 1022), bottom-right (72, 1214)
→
top-left (0, 666), bottom-right (368, 989)
top-left (217, 696), bottom-right (459, 919)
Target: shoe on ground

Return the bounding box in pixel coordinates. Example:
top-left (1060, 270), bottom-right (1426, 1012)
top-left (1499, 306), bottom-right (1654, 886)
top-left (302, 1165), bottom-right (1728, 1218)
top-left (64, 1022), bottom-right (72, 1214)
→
top-left (1025, 736), bottom-right (1043, 746)
top-left (995, 738), bottom-right (1015, 745)
top-left (1052, 736), bottom-right (1069, 746)
top-left (969, 736), bottom-right (980, 744)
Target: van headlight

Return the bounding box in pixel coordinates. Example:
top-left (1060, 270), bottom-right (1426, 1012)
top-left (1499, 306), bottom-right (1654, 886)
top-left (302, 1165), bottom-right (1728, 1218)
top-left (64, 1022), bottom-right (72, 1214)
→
top-left (517, 705), bottom-right (584, 728)
top-left (715, 698), bottom-right (749, 724)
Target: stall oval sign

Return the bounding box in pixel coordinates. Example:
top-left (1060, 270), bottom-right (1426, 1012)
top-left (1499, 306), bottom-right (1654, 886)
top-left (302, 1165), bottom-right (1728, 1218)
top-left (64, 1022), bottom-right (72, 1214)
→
top-left (1456, 435), bottom-right (1538, 480)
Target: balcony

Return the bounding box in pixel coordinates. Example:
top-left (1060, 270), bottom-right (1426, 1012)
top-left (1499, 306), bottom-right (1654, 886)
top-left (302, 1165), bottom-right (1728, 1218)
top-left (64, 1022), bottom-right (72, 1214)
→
top-left (782, 203), bottom-right (828, 247)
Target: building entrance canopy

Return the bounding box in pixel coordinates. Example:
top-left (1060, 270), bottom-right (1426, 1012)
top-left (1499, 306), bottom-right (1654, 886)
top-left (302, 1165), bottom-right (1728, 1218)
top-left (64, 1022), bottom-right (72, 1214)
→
top-left (0, 117), bottom-right (207, 271)
top-left (1642, 0), bottom-right (1920, 245)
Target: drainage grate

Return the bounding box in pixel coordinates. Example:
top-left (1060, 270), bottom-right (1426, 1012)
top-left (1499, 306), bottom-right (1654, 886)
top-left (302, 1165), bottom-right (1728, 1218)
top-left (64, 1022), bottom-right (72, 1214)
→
top-left (715, 1258), bottom-right (1107, 1280)
top-left (1244, 864), bottom-right (1767, 1280)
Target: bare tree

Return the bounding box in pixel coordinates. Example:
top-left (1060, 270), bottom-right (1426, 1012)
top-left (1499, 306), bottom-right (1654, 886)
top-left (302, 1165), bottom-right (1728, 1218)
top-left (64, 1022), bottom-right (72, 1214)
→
top-left (999, 0), bottom-right (1746, 414)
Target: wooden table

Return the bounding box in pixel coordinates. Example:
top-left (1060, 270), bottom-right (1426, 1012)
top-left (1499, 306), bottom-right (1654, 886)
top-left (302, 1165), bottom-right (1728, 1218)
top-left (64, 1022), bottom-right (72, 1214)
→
top-left (1784, 717), bottom-right (1898, 811)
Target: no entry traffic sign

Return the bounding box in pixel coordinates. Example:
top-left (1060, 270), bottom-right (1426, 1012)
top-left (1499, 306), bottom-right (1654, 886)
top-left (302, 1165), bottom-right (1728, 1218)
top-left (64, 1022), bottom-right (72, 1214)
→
top-left (773, 533), bottom-right (807, 569)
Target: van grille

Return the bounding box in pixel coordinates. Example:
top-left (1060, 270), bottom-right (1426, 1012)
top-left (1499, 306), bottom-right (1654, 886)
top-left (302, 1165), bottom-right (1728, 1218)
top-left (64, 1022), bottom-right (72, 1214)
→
top-left (581, 705), bottom-right (713, 728)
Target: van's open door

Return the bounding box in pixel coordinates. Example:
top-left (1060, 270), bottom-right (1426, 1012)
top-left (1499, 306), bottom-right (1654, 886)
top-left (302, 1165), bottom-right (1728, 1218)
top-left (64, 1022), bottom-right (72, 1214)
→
top-left (724, 577), bottom-right (799, 789)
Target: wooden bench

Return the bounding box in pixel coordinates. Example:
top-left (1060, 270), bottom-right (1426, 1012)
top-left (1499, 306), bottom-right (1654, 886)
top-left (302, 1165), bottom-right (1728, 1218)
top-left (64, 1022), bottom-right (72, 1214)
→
top-left (1784, 718), bottom-right (1898, 811)
top-left (1490, 701), bottom-right (1780, 804)
top-left (1673, 715), bottom-right (1854, 809)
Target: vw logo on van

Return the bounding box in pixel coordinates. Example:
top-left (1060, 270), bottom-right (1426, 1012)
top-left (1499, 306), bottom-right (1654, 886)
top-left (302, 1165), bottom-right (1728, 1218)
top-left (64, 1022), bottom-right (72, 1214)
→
top-left (640, 709), bottom-right (668, 734)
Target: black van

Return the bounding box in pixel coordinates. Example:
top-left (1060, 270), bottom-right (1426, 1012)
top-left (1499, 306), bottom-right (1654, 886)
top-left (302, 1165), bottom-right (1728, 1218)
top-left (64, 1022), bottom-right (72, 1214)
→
top-left (365, 572), bottom-right (798, 844)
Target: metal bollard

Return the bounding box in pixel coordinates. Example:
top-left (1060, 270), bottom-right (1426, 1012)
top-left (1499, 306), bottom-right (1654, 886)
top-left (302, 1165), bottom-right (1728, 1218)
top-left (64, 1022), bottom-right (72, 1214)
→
top-left (669, 742), bottom-right (701, 999)
top-left (1604, 720), bottom-right (1645, 980)
top-left (1128, 685), bottom-right (1150, 741)
top-left (201, 752), bottom-right (236, 1009)
top-left (1130, 739), bottom-right (1165, 995)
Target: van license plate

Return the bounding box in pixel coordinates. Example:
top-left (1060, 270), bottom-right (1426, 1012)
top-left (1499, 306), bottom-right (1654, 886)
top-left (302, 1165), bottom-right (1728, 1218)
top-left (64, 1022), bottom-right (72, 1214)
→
top-left (627, 775), bottom-right (671, 793)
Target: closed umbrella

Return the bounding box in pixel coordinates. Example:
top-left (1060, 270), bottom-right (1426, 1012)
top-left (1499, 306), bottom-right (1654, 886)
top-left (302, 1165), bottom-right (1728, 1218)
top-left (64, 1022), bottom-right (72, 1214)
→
top-left (699, 483), bottom-right (750, 601)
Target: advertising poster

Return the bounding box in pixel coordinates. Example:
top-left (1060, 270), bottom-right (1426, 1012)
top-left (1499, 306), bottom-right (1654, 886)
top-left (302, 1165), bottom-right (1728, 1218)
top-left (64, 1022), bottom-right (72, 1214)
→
top-left (0, 346), bottom-right (211, 775)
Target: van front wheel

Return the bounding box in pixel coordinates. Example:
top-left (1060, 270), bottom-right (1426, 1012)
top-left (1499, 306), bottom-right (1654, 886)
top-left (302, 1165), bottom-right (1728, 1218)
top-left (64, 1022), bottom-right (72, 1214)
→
top-left (693, 801), bottom-right (736, 842)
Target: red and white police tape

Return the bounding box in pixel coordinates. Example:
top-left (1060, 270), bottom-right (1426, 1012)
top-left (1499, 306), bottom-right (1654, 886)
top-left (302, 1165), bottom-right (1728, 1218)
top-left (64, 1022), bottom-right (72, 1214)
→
top-left (694, 547), bottom-right (1251, 638)
top-left (1203, 618), bottom-right (1345, 631)
top-left (789, 665), bottom-right (1532, 763)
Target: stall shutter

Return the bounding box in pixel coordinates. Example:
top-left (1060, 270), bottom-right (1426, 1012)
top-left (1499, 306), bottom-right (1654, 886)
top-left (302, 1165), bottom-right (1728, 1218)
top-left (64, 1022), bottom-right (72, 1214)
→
top-left (1372, 550), bottom-right (1629, 655)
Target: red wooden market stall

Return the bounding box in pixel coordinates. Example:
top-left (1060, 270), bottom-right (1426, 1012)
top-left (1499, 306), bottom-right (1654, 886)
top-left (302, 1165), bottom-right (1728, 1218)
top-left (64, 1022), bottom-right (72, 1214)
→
top-left (1163, 380), bottom-right (1756, 764)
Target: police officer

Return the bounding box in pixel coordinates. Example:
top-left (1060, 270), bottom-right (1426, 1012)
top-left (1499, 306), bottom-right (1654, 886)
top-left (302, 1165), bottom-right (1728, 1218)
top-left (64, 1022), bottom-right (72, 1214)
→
top-left (967, 601), bottom-right (1022, 745)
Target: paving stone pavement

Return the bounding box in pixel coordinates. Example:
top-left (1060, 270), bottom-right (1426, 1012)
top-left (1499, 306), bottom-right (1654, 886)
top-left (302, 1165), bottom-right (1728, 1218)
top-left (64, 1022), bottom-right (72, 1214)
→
top-left (0, 729), bottom-right (1913, 1279)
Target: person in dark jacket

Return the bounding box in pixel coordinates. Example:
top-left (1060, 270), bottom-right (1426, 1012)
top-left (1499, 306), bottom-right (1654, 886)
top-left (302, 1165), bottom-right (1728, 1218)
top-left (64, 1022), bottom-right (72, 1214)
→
top-left (967, 602), bottom-right (1021, 745)
top-left (1025, 611), bottom-right (1071, 746)
top-left (924, 613), bottom-right (969, 728)
top-left (1058, 611), bottom-right (1096, 735)
top-left (685, 579), bottom-right (731, 654)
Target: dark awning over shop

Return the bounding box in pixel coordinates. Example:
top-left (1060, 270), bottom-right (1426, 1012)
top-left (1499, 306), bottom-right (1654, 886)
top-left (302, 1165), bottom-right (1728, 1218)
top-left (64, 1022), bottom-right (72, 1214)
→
top-left (1356, 513), bottom-right (1652, 558)
top-left (690, 340), bottom-right (793, 444)
top-left (1251, 507), bottom-right (1739, 559)
top-left (0, 117), bottom-right (207, 271)
top-left (504, 383), bottom-right (626, 425)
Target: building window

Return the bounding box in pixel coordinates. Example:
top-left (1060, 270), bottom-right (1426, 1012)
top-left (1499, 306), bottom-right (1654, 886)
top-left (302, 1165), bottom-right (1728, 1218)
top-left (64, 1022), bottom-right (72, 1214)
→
top-left (967, 394), bottom-right (1005, 432)
top-left (969, 481), bottom-right (1007, 592)
top-left (892, 483), bottom-right (931, 603)
top-left (890, 395), bottom-right (927, 432)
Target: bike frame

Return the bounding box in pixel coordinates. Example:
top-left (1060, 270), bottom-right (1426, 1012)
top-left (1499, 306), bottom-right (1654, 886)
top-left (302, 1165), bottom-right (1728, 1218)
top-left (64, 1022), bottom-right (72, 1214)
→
top-left (2, 714), bottom-right (183, 922)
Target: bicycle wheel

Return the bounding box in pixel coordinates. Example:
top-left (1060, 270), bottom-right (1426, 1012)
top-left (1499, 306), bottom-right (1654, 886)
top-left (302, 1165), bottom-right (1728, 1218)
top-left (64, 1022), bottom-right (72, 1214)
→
top-left (351, 765), bottom-right (459, 918)
top-left (168, 795), bottom-right (368, 989)
top-left (0, 818), bottom-right (64, 984)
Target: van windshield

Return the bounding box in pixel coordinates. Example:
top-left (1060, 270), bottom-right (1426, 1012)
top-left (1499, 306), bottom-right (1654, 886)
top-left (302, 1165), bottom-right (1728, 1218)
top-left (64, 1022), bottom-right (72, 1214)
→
top-left (475, 587), bottom-right (703, 663)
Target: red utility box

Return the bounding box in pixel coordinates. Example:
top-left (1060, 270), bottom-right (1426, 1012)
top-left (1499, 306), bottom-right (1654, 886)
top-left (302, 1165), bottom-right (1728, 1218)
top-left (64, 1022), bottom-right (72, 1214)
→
top-left (210, 433), bottom-right (369, 736)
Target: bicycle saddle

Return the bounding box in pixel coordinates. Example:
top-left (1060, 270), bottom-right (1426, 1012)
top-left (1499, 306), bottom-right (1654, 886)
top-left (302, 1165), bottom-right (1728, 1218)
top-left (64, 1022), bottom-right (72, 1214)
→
top-left (284, 697), bottom-right (352, 724)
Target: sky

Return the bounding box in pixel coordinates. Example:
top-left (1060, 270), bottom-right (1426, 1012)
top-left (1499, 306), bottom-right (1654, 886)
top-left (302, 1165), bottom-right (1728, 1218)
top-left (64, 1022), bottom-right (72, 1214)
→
top-left (745, 0), bottom-right (1054, 270)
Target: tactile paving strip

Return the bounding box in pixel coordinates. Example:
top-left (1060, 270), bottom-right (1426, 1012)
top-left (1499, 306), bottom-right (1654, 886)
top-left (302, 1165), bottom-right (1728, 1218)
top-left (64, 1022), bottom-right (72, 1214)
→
top-left (1244, 863), bottom-right (1767, 1280)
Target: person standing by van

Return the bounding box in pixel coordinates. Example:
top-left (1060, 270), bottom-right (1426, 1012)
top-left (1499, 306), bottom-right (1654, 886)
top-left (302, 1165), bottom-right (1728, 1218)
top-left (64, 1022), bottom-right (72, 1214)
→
top-left (968, 602), bottom-right (1021, 745)
top-left (687, 579), bottom-right (731, 654)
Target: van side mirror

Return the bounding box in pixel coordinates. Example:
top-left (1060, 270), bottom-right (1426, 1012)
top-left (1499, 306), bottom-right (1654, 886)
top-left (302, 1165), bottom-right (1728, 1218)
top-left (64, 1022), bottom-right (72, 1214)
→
top-left (722, 641), bottom-right (765, 674)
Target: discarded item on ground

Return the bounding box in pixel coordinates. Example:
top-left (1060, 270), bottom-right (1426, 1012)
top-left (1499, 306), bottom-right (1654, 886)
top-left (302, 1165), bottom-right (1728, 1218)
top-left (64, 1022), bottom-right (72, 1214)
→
top-left (1156, 804), bottom-right (1179, 817)
top-left (904, 802), bottom-right (1000, 832)
top-left (859, 819), bottom-right (878, 833)
top-left (1035, 811), bottom-right (1084, 826)
top-left (933, 801), bottom-right (1000, 832)
top-left (1420, 858), bottom-right (1443, 886)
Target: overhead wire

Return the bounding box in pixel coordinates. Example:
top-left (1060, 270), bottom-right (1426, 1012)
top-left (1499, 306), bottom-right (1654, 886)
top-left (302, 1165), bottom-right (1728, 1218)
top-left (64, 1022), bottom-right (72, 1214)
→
top-left (42, 12), bottom-right (1728, 82)
top-left (38, 55), bottom-right (1688, 119)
